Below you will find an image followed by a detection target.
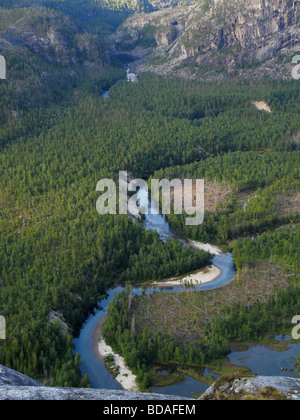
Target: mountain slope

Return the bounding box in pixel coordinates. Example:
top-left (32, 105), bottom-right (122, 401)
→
top-left (0, 5), bottom-right (122, 148)
top-left (111, 0), bottom-right (300, 79)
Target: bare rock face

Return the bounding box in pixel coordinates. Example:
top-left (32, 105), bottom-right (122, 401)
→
top-left (21, 28), bottom-right (72, 64)
top-left (0, 386), bottom-right (193, 400)
top-left (112, 0), bottom-right (300, 79)
top-left (218, 0), bottom-right (299, 62)
top-left (0, 365), bottom-right (40, 388)
top-left (200, 376), bottom-right (300, 400)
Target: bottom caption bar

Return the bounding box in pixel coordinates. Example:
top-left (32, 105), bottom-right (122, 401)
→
top-left (99, 402), bottom-right (198, 417)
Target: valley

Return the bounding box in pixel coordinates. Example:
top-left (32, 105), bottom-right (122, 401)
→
top-left (0, 0), bottom-right (299, 401)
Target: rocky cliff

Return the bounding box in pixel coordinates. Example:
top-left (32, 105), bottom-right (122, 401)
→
top-left (111, 0), bottom-right (300, 80)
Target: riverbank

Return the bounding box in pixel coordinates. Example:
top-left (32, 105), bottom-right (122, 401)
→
top-left (187, 241), bottom-right (222, 256)
top-left (151, 264), bottom-right (221, 287)
top-left (92, 316), bottom-right (139, 392)
top-left (151, 240), bottom-right (223, 287)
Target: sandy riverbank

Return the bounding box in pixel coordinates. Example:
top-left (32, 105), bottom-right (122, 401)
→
top-left (91, 240), bottom-right (224, 388)
top-left (151, 264), bottom-right (221, 287)
top-left (92, 316), bottom-right (139, 392)
top-left (187, 241), bottom-right (222, 256)
top-left (151, 241), bottom-right (222, 287)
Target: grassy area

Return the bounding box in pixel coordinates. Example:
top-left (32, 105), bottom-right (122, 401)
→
top-left (204, 360), bottom-right (252, 377)
top-left (231, 332), bottom-right (300, 353)
top-left (150, 368), bottom-right (184, 387)
top-left (177, 367), bottom-right (216, 387)
top-left (232, 343), bottom-right (248, 352)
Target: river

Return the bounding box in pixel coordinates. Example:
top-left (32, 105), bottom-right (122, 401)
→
top-left (74, 73), bottom-right (299, 398)
top-left (73, 182), bottom-right (236, 395)
top-left (101, 66), bottom-right (138, 99)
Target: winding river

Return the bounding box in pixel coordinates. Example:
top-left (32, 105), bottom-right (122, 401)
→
top-left (73, 182), bottom-right (236, 395)
top-left (73, 75), bottom-right (300, 397)
top-left (73, 75), bottom-right (300, 398)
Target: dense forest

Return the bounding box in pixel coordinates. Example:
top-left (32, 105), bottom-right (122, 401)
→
top-left (103, 225), bottom-right (300, 389)
top-left (0, 69), bottom-right (299, 385)
top-left (119, 234), bottom-right (211, 283)
top-left (0, 2), bottom-right (299, 387)
top-left (159, 172), bottom-right (300, 243)
top-left (100, 74), bottom-right (299, 389)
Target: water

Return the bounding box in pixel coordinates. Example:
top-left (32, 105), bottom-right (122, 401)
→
top-left (275, 334), bottom-right (292, 342)
top-left (73, 288), bottom-right (124, 390)
top-left (151, 367), bottom-right (220, 398)
top-left (74, 254), bottom-right (234, 391)
top-left (229, 338), bottom-right (300, 377)
top-left (72, 163), bottom-right (299, 397)
top-left (138, 187), bottom-right (235, 292)
top-left (74, 186), bottom-right (236, 395)
top-left (101, 67), bottom-right (138, 99)
top-left (126, 66), bottom-right (138, 83)
top-left (102, 90), bottom-right (109, 99)
top-left (79, 81), bottom-right (299, 395)
top-left (151, 372), bottom-right (209, 398)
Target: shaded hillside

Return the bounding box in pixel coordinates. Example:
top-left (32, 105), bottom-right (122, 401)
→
top-left (0, 5), bottom-right (122, 148)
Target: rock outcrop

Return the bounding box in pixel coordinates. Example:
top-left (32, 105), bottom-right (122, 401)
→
top-left (200, 376), bottom-right (300, 400)
top-left (111, 0), bottom-right (300, 80)
top-left (0, 365), bottom-right (40, 388)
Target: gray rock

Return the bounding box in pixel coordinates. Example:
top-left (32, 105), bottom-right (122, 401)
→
top-left (200, 376), bottom-right (300, 400)
top-left (233, 376), bottom-right (300, 400)
top-left (2, 364), bottom-right (300, 400)
top-left (0, 386), bottom-right (193, 400)
top-left (0, 365), bottom-right (41, 387)
top-left (112, 0), bottom-right (300, 80)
